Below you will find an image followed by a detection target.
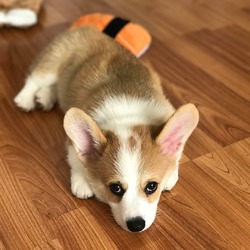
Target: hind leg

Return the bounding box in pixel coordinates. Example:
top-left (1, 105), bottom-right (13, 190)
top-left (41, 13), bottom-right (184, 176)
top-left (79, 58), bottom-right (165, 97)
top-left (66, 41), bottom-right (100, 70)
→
top-left (14, 73), bottom-right (57, 111)
top-left (35, 85), bottom-right (57, 111)
top-left (14, 28), bottom-right (94, 112)
top-left (14, 30), bottom-right (72, 112)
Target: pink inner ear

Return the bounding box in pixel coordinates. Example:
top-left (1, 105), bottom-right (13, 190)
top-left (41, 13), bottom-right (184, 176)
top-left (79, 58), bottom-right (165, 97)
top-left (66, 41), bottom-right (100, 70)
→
top-left (159, 113), bottom-right (190, 156)
top-left (158, 107), bottom-right (198, 156)
top-left (160, 124), bottom-right (183, 156)
top-left (74, 123), bottom-right (95, 156)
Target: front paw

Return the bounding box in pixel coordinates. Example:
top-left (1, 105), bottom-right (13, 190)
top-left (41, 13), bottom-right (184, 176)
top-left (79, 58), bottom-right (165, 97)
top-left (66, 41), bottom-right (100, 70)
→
top-left (71, 177), bottom-right (94, 199)
top-left (163, 169), bottom-right (179, 191)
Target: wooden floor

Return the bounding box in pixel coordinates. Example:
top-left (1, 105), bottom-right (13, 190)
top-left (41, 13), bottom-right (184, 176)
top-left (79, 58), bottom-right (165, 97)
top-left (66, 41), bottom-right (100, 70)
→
top-left (0, 0), bottom-right (250, 249)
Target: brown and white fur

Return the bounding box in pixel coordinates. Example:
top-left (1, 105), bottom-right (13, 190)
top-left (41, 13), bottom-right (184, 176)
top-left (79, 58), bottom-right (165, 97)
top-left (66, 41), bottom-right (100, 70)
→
top-left (14, 26), bottom-right (199, 232)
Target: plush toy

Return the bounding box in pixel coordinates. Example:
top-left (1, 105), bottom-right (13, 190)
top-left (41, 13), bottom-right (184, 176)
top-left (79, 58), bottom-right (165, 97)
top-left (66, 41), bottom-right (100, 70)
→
top-left (70, 13), bottom-right (152, 58)
top-left (0, 0), bottom-right (43, 28)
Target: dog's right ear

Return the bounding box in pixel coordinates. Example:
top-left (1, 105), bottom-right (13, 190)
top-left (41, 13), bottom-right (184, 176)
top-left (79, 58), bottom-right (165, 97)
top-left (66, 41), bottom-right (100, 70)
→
top-left (64, 108), bottom-right (107, 157)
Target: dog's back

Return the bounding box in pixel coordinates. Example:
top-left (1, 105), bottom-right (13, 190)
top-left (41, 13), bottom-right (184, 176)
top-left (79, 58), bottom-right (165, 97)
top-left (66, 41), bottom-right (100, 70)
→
top-left (56, 27), bottom-right (175, 128)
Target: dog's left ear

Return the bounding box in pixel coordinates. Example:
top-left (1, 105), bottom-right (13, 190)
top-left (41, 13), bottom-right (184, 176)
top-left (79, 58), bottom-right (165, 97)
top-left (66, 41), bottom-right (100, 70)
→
top-left (64, 108), bottom-right (107, 157)
top-left (156, 104), bottom-right (199, 157)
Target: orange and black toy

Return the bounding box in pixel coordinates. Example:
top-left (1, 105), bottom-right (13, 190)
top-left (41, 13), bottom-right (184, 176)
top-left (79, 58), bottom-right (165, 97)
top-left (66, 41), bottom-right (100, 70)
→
top-left (70, 13), bottom-right (152, 58)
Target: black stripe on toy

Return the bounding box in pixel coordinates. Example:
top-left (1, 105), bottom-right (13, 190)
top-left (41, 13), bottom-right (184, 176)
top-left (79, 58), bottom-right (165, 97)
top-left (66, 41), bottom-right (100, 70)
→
top-left (103, 17), bottom-right (130, 38)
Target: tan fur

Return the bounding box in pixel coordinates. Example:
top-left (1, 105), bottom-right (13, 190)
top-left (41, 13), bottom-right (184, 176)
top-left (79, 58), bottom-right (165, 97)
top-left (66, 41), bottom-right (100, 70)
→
top-left (15, 26), bottom-right (199, 231)
top-left (78, 125), bottom-right (176, 205)
top-left (84, 131), bottom-right (124, 203)
top-left (30, 27), bottom-right (169, 117)
top-left (30, 26), bottom-right (197, 200)
top-left (132, 126), bottom-right (176, 203)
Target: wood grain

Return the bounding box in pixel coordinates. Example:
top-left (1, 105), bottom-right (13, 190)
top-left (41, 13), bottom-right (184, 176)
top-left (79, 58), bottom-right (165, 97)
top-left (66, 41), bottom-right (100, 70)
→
top-left (0, 0), bottom-right (249, 249)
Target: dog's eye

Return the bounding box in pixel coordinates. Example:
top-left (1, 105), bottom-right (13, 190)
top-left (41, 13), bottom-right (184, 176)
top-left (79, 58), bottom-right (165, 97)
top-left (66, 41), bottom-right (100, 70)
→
top-left (109, 183), bottom-right (125, 196)
top-left (144, 182), bottom-right (158, 195)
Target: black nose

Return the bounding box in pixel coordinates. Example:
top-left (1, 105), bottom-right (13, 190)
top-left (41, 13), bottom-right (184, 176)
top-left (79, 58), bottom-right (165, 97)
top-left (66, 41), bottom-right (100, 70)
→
top-left (127, 217), bottom-right (145, 232)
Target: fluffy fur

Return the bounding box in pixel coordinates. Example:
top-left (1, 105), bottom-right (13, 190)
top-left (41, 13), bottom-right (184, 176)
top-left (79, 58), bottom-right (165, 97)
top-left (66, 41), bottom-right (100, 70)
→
top-left (14, 26), bottom-right (199, 232)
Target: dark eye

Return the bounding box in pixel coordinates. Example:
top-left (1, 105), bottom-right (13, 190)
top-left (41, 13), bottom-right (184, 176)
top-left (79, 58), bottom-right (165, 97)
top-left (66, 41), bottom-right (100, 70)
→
top-left (144, 182), bottom-right (158, 195)
top-left (109, 183), bottom-right (125, 196)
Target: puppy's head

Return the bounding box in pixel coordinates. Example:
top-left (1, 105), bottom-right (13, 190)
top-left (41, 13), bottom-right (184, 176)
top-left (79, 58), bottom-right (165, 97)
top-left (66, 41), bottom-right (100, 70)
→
top-left (64, 104), bottom-right (199, 232)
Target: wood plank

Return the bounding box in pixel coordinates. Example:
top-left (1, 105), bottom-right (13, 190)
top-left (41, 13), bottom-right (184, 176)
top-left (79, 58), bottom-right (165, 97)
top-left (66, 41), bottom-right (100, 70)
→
top-left (49, 205), bottom-right (118, 249)
top-left (166, 27), bottom-right (250, 101)
top-left (176, 138), bottom-right (250, 249)
top-left (33, 239), bottom-right (64, 250)
top-left (0, 158), bottom-right (52, 249)
top-left (0, 0), bottom-right (250, 249)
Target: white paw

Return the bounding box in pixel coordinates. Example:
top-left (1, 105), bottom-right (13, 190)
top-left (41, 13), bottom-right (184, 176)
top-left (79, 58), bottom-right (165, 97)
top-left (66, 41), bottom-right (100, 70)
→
top-left (35, 87), bottom-right (56, 111)
top-left (163, 168), bottom-right (179, 191)
top-left (14, 90), bottom-right (36, 112)
top-left (71, 177), bottom-right (94, 199)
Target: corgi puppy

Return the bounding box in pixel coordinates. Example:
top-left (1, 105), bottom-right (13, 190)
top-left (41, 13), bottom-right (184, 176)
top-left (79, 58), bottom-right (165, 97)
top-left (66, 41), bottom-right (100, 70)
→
top-left (14, 26), bottom-right (199, 232)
